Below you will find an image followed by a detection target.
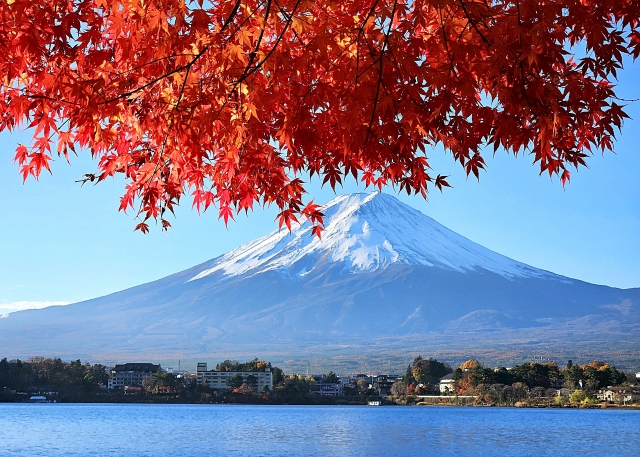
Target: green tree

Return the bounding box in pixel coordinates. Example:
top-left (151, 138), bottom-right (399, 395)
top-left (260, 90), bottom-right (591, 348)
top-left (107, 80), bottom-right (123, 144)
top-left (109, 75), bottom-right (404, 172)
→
top-left (402, 365), bottom-right (413, 386)
top-left (83, 372), bottom-right (98, 393)
top-left (272, 367), bottom-right (284, 386)
top-left (411, 357), bottom-right (451, 385)
top-left (143, 371), bottom-right (176, 394)
top-left (216, 360), bottom-right (240, 372)
top-left (492, 367), bottom-right (514, 385)
top-left (569, 390), bottom-right (587, 403)
top-left (246, 374), bottom-right (258, 389)
top-left (225, 373), bottom-right (244, 389)
top-left (452, 368), bottom-right (463, 382)
top-left (273, 376), bottom-right (309, 403)
top-left (87, 364), bottom-right (109, 385)
top-left (563, 364), bottom-right (583, 390)
top-left (510, 362), bottom-right (560, 388)
top-left (324, 371), bottom-right (339, 384)
top-left (469, 367), bottom-right (499, 387)
top-left (581, 361), bottom-right (626, 392)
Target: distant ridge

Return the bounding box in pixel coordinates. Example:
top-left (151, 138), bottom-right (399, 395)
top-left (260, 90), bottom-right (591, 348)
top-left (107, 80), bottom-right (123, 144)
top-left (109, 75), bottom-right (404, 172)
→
top-left (1, 192), bottom-right (638, 370)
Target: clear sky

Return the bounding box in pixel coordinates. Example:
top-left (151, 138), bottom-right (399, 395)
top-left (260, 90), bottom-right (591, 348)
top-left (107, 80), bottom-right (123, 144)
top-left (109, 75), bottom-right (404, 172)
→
top-left (1, 61), bottom-right (639, 316)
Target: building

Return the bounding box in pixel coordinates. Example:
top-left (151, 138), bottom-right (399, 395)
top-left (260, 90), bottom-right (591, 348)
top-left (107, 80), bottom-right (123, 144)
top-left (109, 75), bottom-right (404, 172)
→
top-left (196, 363), bottom-right (273, 391)
top-left (372, 375), bottom-right (395, 397)
top-left (350, 374), bottom-right (373, 391)
top-left (108, 363), bottom-right (160, 390)
top-left (354, 374), bottom-right (371, 383)
top-left (597, 386), bottom-right (640, 404)
top-left (439, 374), bottom-right (455, 393)
top-left (309, 381), bottom-right (342, 396)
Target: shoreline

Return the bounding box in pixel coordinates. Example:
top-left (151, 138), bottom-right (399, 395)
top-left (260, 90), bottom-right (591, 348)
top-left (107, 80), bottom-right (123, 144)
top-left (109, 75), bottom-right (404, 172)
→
top-left (3, 396), bottom-right (639, 409)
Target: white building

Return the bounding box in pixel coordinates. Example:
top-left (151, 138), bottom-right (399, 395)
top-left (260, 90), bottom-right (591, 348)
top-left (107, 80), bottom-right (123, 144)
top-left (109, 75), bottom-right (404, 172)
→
top-left (597, 386), bottom-right (639, 403)
top-left (309, 381), bottom-right (342, 396)
top-left (196, 363), bottom-right (273, 391)
top-left (108, 363), bottom-right (160, 389)
top-left (439, 374), bottom-right (455, 393)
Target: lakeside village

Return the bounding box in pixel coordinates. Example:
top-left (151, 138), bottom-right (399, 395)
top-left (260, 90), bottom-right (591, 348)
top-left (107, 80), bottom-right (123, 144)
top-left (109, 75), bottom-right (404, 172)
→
top-left (2, 356), bottom-right (640, 408)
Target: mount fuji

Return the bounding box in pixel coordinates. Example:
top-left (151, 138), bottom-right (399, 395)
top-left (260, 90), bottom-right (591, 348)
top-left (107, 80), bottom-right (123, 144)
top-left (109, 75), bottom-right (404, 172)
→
top-left (2, 192), bottom-right (639, 369)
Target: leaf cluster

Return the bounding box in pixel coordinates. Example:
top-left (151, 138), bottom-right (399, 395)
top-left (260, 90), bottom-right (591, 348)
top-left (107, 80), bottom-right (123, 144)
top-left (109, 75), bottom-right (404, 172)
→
top-left (2, 0), bottom-right (638, 233)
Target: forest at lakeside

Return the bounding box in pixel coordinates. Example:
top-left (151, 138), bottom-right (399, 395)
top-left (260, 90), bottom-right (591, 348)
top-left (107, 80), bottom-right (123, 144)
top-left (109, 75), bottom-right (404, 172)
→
top-left (392, 356), bottom-right (635, 407)
top-left (1, 355), bottom-right (638, 407)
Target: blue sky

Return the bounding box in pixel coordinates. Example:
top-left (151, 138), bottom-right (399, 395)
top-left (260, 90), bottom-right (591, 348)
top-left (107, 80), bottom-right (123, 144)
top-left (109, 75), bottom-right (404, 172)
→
top-left (1, 63), bottom-right (639, 316)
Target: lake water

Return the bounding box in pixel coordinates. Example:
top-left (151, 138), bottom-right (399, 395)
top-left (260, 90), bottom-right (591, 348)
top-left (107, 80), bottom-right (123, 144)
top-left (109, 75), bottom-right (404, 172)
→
top-left (1, 404), bottom-right (639, 456)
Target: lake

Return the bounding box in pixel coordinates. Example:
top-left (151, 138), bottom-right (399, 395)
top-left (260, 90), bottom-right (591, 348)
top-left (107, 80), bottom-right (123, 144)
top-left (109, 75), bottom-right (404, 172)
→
top-left (1, 404), bottom-right (638, 456)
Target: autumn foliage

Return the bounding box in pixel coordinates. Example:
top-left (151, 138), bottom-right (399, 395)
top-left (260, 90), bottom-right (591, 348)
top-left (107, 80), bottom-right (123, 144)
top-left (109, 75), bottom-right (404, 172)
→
top-left (1, 0), bottom-right (638, 233)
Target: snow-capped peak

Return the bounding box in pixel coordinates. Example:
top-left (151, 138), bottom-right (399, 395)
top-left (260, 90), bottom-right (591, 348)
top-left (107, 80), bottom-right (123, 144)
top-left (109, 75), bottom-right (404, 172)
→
top-left (189, 192), bottom-right (550, 281)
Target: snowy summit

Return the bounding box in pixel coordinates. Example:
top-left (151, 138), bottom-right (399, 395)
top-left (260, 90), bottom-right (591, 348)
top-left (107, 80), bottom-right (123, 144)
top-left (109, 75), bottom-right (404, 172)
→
top-left (190, 192), bottom-right (550, 281)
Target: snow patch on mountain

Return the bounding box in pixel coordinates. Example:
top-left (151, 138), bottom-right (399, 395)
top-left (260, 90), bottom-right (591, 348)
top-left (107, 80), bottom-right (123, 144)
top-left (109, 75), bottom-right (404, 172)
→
top-left (189, 193), bottom-right (555, 281)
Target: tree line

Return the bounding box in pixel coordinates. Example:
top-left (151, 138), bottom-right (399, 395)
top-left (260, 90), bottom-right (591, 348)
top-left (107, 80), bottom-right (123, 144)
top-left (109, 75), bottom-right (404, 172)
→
top-left (2, 355), bottom-right (635, 406)
top-left (0, 356), bottom-right (339, 405)
top-left (0, 357), bottom-right (109, 400)
top-left (390, 356), bottom-right (634, 406)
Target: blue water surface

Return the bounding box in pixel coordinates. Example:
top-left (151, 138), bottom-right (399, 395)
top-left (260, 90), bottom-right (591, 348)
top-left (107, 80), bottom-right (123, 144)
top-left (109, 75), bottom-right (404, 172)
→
top-left (0, 404), bottom-right (638, 456)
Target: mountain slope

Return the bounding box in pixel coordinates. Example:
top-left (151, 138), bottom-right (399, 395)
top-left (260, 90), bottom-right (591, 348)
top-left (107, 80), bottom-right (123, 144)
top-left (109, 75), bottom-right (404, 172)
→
top-left (190, 192), bottom-right (552, 280)
top-left (1, 192), bottom-right (638, 367)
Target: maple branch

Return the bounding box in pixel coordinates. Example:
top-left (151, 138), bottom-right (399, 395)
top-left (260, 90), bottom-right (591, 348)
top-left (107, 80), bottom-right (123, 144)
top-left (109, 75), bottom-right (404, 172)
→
top-left (226, 0), bottom-right (274, 94)
top-left (25, 94), bottom-right (80, 106)
top-left (251, 0), bottom-right (301, 70)
top-left (355, 0), bottom-right (381, 86)
top-left (365, 0), bottom-right (398, 145)
top-left (612, 96), bottom-right (640, 102)
top-left (385, 46), bottom-right (420, 107)
top-left (249, 0), bottom-right (272, 65)
top-left (104, 53), bottom-right (200, 79)
top-left (232, 0), bottom-right (303, 87)
top-left (104, 45), bottom-right (210, 222)
top-left (297, 44), bottom-right (353, 106)
top-left (458, 0), bottom-right (492, 47)
top-left (438, 8), bottom-right (461, 82)
top-left (98, 47), bottom-right (210, 105)
top-left (220, 0), bottom-right (243, 33)
top-left (148, 56), bottom-right (197, 198)
top-left (515, 0), bottom-right (533, 111)
top-left (220, 0), bottom-right (301, 122)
